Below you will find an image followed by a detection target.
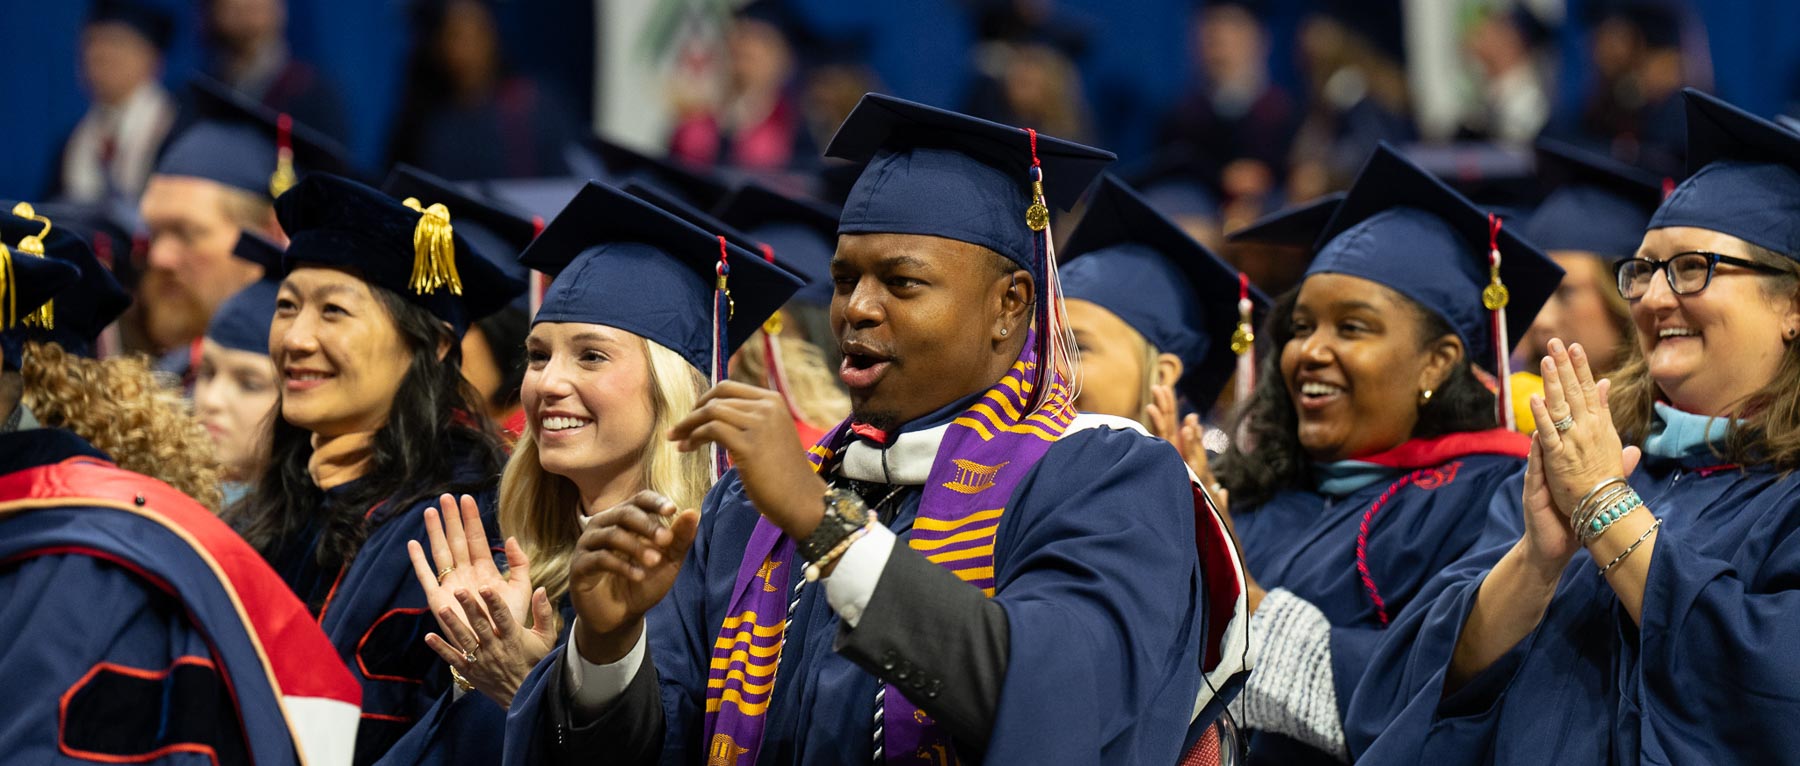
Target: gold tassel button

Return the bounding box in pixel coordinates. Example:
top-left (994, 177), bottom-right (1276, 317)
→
top-left (1024, 179), bottom-right (1050, 232)
top-left (1230, 322), bottom-right (1255, 355)
top-left (402, 198), bottom-right (463, 296)
top-left (1482, 256), bottom-right (1510, 310)
top-left (270, 149), bottom-right (297, 199)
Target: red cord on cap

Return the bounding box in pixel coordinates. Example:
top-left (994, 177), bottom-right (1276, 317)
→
top-left (1026, 128), bottom-right (1040, 167)
top-left (1662, 177), bottom-right (1676, 200)
top-left (531, 215), bottom-right (545, 237)
top-left (759, 243), bottom-right (775, 264)
top-left (1487, 212), bottom-right (1501, 253)
top-left (277, 113), bottom-right (292, 153)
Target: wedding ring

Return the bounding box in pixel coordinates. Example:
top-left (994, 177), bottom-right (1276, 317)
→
top-left (1552, 414), bottom-right (1576, 432)
top-left (437, 566), bottom-right (455, 584)
top-left (462, 649), bottom-right (477, 664)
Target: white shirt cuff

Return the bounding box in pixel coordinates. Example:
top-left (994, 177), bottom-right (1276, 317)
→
top-left (824, 523), bottom-right (897, 629)
top-left (563, 618), bottom-right (647, 718)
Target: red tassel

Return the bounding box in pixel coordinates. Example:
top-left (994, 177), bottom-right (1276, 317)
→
top-left (1484, 214), bottom-right (1513, 431)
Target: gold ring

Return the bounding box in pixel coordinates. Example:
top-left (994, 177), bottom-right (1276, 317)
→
top-left (462, 649), bottom-right (476, 664)
top-left (451, 666), bottom-right (475, 692)
top-left (436, 566), bottom-right (454, 584)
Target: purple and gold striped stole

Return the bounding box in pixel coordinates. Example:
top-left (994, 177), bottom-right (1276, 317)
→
top-left (702, 338), bottom-right (1073, 764)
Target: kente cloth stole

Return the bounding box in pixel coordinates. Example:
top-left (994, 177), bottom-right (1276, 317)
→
top-left (702, 336), bottom-right (1073, 765)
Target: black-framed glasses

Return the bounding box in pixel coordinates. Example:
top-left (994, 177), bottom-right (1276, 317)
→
top-left (1613, 251), bottom-right (1788, 300)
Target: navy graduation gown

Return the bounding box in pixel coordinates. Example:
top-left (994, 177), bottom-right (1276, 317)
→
top-left (504, 424), bottom-right (1204, 765)
top-left (1349, 456), bottom-right (1800, 764)
top-left (269, 465), bottom-right (503, 766)
top-left (1234, 451), bottom-right (1525, 765)
top-left (0, 429), bottom-right (361, 765)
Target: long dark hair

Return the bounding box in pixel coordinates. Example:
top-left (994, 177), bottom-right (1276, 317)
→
top-left (230, 286), bottom-right (505, 571)
top-left (1217, 286), bottom-right (1498, 509)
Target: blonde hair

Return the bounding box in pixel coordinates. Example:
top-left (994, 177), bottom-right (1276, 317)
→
top-left (498, 337), bottom-right (711, 616)
top-left (730, 327), bottom-right (850, 429)
top-left (19, 341), bottom-right (224, 512)
top-left (1610, 243), bottom-right (1800, 469)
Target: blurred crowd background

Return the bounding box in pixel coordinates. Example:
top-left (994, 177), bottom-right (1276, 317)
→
top-left (6, 0), bottom-right (1798, 260)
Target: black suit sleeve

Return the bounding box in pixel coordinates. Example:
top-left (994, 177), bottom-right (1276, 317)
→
top-left (537, 646), bottom-right (667, 766)
top-left (834, 543), bottom-right (1010, 751)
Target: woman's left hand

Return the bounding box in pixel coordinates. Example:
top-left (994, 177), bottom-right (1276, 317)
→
top-left (1146, 385), bottom-right (1222, 500)
top-left (1528, 339), bottom-right (1641, 521)
top-left (407, 494), bottom-right (557, 709)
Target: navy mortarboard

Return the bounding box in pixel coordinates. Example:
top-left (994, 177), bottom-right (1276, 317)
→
top-left (1061, 174), bottom-right (1271, 410)
top-left (1526, 138), bottom-right (1665, 260)
top-left (206, 233), bottom-right (285, 356)
top-left (580, 135), bottom-right (734, 210)
top-left (825, 92), bottom-right (1114, 402)
top-left (0, 231), bottom-right (80, 334)
top-left (274, 174), bottom-right (526, 339)
top-left (1649, 88), bottom-right (1800, 259)
top-left (157, 79), bottom-right (353, 200)
top-left (0, 203), bottom-right (133, 363)
top-left (520, 181), bottom-right (803, 377)
top-left (713, 181), bottom-right (841, 306)
top-left (381, 164), bottom-right (541, 311)
top-left (1314, 144), bottom-right (1564, 428)
top-left (1228, 193), bottom-right (1345, 250)
top-left (1223, 192), bottom-right (1344, 297)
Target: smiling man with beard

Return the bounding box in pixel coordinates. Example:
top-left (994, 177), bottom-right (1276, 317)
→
top-left (137, 78), bottom-right (347, 373)
top-left (501, 94), bottom-right (1231, 766)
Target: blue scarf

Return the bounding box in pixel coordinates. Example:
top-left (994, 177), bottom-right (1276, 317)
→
top-left (1643, 401), bottom-right (1739, 465)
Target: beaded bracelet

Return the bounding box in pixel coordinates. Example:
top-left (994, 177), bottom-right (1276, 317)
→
top-left (804, 521), bottom-right (874, 582)
top-left (1580, 489), bottom-right (1644, 544)
top-left (1573, 485), bottom-right (1636, 534)
top-left (1597, 517), bottom-right (1663, 577)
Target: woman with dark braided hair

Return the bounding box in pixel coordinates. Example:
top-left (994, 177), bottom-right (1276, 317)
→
top-left (1211, 146), bottom-right (1562, 765)
top-left (228, 174), bottom-right (523, 765)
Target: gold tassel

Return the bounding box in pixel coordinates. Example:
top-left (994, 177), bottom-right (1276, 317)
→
top-left (0, 242), bottom-right (15, 330)
top-left (10, 202), bottom-right (53, 329)
top-left (402, 198), bottom-right (462, 295)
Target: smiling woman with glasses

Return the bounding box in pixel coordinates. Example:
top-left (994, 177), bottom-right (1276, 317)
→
top-left (1613, 249), bottom-right (1788, 299)
top-left (1351, 90), bottom-right (1800, 764)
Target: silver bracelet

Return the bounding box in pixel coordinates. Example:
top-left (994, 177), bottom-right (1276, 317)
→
top-left (1573, 476), bottom-right (1627, 519)
top-left (1597, 517), bottom-right (1662, 577)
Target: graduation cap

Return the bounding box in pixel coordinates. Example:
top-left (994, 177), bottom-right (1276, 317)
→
top-left (520, 181), bottom-right (804, 376)
top-left (1525, 138), bottom-right (1665, 260)
top-left (0, 236), bottom-right (79, 335)
top-left (274, 174), bottom-right (527, 339)
top-left (826, 92), bottom-right (1114, 403)
top-left (157, 78), bottom-right (353, 200)
top-left (86, 0), bottom-right (175, 51)
top-left (1226, 193), bottom-right (1345, 249)
top-left (1648, 89), bottom-right (1800, 259)
top-left (580, 135), bottom-right (733, 210)
top-left (0, 203), bottom-right (133, 363)
top-left (826, 92), bottom-right (1114, 271)
top-left (1312, 144), bottom-right (1563, 429)
top-left (1777, 114), bottom-right (1800, 135)
top-left (206, 233), bottom-right (284, 355)
top-left (1060, 175), bottom-right (1270, 411)
top-left (382, 164), bottom-right (540, 310)
top-left (714, 181), bottom-right (840, 306)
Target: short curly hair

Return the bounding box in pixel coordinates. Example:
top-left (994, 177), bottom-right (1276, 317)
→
top-left (20, 341), bottom-right (224, 512)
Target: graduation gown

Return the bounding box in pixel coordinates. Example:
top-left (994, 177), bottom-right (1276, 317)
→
top-left (1348, 448), bottom-right (1800, 763)
top-left (269, 463), bottom-right (502, 766)
top-left (503, 409), bottom-right (1206, 765)
top-left (0, 429), bottom-right (361, 765)
top-left (1233, 435), bottom-right (1526, 765)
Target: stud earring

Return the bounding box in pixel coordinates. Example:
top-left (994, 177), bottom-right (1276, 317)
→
top-left (1418, 389), bottom-right (1435, 407)
top-left (1000, 327), bottom-right (1009, 337)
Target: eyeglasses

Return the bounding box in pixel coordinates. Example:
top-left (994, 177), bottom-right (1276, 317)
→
top-left (1613, 251), bottom-right (1788, 300)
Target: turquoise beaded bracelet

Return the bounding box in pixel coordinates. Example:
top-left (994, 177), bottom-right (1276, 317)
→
top-left (1580, 490), bottom-right (1644, 543)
